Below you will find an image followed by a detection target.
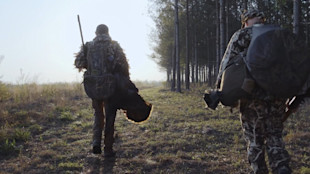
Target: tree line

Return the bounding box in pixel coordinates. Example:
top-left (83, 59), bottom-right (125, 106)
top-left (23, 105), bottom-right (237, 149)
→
top-left (148, 0), bottom-right (310, 92)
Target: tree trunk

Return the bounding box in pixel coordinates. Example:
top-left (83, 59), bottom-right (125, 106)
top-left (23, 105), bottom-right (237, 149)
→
top-left (215, 0), bottom-right (220, 84)
top-left (219, 0), bottom-right (225, 58)
top-left (225, 0), bottom-right (229, 44)
top-left (171, 44), bottom-right (176, 91)
top-left (181, 67), bottom-right (184, 85)
top-left (166, 68), bottom-right (170, 88)
top-left (306, 6), bottom-right (309, 45)
top-left (191, 47), bottom-right (195, 83)
top-left (185, 0), bottom-right (190, 90)
top-left (293, 0), bottom-right (300, 36)
top-left (175, 0), bottom-right (181, 92)
top-left (195, 34), bottom-right (198, 83)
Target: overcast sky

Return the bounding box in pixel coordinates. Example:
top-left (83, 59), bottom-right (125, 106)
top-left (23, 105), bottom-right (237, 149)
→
top-left (0, 0), bottom-right (165, 84)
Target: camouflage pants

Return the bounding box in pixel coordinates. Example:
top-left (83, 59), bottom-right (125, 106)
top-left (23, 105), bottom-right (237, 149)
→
top-left (92, 99), bottom-right (117, 151)
top-left (240, 98), bottom-right (290, 174)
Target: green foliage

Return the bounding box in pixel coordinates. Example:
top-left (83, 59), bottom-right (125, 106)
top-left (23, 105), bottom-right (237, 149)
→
top-left (0, 139), bottom-right (19, 156)
top-left (150, 0), bottom-right (310, 85)
top-left (72, 82), bottom-right (84, 96)
top-left (300, 167), bottom-right (310, 174)
top-left (58, 162), bottom-right (83, 170)
top-left (29, 124), bottom-right (43, 134)
top-left (0, 120), bottom-right (31, 144)
top-left (12, 83), bottom-right (39, 103)
top-left (13, 128), bottom-right (31, 142)
top-left (0, 82), bottom-right (10, 101)
top-left (51, 140), bottom-right (68, 149)
top-left (55, 106), bottom-right (75, 121)
top-left (76, 108), bottom-right (93, 119)
top-left (41, 84), bottom-right (57, 100)
top-left (59, 111), bottom-right (74, 121)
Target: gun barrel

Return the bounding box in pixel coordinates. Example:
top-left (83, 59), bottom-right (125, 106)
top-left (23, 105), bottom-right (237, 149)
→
top-left (77, 15), bottom-right (85, 47)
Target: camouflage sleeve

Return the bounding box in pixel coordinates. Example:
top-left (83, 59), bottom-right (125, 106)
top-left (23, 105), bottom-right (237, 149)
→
top-left (74, 43), bottom-right (89, 72)
top-left (112, 41), bottom-right (130, 78)
top-left (216, 28), bottom-right (252, 88)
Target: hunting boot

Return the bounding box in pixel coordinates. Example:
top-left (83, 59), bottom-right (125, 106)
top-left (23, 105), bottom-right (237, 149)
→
top-left (92, 100), bottom-right (105, 154)
top-left (103, 105), bottom-right (117, 157)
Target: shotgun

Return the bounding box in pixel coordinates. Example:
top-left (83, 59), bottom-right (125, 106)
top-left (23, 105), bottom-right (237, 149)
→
top-left (77, 15), bottom-right (87, 54)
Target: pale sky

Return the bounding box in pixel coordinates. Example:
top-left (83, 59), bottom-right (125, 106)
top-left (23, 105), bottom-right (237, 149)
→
top-left (0, 0), bottom-right (165, 84)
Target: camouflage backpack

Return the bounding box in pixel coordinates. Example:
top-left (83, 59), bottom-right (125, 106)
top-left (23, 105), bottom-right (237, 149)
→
top-left (245, 24), bottom-right (310, 98)
top-left (83, 35), bottom-right (116, 100)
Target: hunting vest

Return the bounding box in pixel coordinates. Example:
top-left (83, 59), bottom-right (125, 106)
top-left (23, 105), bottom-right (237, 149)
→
top-left (83, 34), bottom-right (116, 100)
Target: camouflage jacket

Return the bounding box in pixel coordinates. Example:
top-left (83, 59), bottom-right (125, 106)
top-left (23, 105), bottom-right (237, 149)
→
top-left (74, 34), bottom-right (130, 78)
top-left (216, 26), bottom-right (252, 88)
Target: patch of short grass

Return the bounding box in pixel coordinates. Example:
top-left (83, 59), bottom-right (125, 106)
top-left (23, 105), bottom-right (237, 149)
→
top-left (59, 111), bottom-right (74, 121)
top-left (300, 167), bottom-right (310, 174)
top-left (0, 139), bottom-right (20, 156)
top-left (50, 139), bottom-right (68, 149)
top-left (58, 161), bottom-right (83, 170)
top-left (13, 128), bottom-right (31, 142)
top-left (28, 124), bottom-right (43, 134)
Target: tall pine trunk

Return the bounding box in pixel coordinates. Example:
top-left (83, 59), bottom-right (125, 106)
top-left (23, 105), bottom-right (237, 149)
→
top-left (175, 0), bottom-right (181, 92)
top-left (215, 0), bottom-right (220, 85)
top-left (219, 0), bottom-right (225, 58)
top-left (171, 44), bottom-right (176, 91)
top-left (195, 34), bottom-right (198, 83)
top-left (185, 0), bottom-right (190, 90)
top-left (225, 0), bottom-right (229, 44)
top-left (293, 0), bottom-right (300, 36)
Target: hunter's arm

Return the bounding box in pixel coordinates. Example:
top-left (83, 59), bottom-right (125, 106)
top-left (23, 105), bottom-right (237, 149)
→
top-left (112, 41), bottom-right (130, 78)
top-left (74, 43), bottom-right (89, 72)
top-left (216, 28), bottom-right (252, 88)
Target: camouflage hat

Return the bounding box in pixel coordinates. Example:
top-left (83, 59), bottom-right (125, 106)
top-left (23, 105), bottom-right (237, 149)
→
top-left (241, 9), bottom-right (266, 27)
top-left (95, 24), bottom-right (109, 35)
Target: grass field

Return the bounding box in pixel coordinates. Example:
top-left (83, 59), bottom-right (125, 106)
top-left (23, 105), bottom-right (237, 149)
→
top-left (0, 82), bottom-right (309, 174)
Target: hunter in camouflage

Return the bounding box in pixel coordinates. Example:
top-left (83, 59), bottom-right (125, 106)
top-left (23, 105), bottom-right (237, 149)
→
top-left (75, 24), bottom-right (129, 77)
top-left (218, 9), bottom-right (292, 174)
top-left (75, 24), bottom-right (129, 157)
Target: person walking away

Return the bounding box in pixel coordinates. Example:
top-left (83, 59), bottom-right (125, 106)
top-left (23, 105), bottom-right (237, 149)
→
top-left (74, 24), bottom-right (130, 157)
top-left (216, 9), bottom-right (292, 174)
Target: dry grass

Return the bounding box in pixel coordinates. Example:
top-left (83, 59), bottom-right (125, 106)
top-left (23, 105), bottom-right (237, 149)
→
top-left (0, 82), bottom-right (309, 174)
